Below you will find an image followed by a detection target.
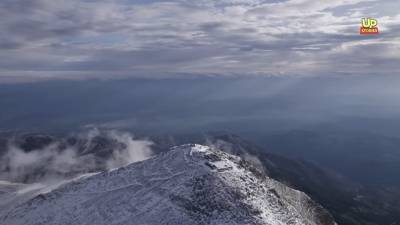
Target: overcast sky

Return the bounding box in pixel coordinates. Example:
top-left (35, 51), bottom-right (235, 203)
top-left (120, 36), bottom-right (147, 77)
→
top-left (0, 0), bottom-right (399, 82)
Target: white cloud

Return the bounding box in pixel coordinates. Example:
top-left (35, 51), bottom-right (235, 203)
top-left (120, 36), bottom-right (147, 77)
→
top-left (0, 129), bottom-right (153, 183)
top-left (0, 0), bottom-right (398, 82)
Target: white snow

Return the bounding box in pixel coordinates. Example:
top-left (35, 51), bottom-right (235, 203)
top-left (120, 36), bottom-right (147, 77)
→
top-left (0, 144), bottom-right (336, 225)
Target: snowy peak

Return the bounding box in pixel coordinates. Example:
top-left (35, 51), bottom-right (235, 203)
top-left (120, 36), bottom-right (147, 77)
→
top-left (171, 144), bottom-right (336, 225)
top-left (1, 144), bottom-right (336, 225)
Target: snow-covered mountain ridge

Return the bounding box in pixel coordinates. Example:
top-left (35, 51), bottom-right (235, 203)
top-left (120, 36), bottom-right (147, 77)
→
top-left (0, 144), bottom-right (336, 225)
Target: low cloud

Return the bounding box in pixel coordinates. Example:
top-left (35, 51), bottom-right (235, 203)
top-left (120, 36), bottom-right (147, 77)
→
top-left (0, 128), bottom-right (153, 183)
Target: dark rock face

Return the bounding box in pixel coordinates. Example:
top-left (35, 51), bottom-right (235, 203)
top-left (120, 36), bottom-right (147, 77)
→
top-left (19, 135), bottom-right (55, 152)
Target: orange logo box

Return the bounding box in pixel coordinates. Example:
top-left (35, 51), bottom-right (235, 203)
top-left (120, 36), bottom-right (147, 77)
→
top-left (360, 18), bottom-right (379, 35)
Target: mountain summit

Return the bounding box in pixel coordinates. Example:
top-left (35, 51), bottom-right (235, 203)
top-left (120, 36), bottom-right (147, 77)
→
top-left (0, 144), bottom-right (336, 225)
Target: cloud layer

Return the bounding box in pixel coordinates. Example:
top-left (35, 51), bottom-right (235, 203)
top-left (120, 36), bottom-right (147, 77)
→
top-left (0, 128), bottom-right (153, 183)
top-left (0, 0), bottom-right (399, 82)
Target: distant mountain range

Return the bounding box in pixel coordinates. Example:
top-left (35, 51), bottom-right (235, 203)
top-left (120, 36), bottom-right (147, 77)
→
top-left (0, 131), bottom-right (399, 225)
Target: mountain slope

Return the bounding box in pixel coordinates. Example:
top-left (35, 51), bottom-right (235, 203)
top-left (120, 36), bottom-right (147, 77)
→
top-left (0, 144), bottom-right (336, 225)
top-left (204, 134), bottom-right (400, 225)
